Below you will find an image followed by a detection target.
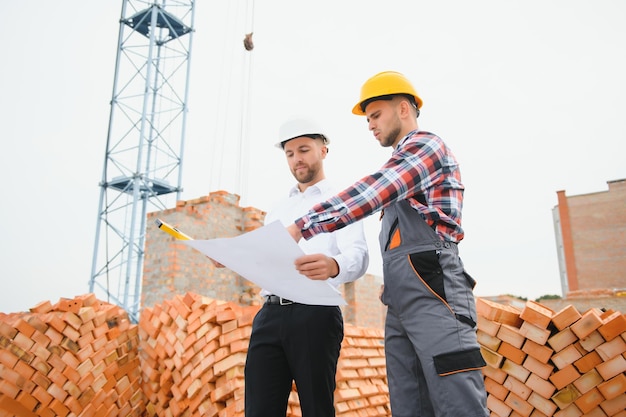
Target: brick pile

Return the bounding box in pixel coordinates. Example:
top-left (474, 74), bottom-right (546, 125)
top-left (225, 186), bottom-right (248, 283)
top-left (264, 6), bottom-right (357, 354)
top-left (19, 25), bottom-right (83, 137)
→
top-left (477, 298), bottom-right (626, 417)
top-left (137, 291), bottom-right (389, 417)
top-left (0, 294), bottom-right (142, 417)
top-left (2, 293), bottom-right (625, 416)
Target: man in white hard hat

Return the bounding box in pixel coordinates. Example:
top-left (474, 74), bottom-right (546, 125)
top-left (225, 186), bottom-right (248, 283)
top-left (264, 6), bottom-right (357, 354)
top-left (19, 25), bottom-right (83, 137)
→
top-left (244, 118), bottom-right (369, 417)
top-left (287, 72), bottom-right (489, 417)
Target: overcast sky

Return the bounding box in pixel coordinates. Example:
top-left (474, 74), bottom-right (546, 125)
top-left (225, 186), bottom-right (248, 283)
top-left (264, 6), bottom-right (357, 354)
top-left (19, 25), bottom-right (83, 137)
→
top-left (1, 1), bottom-right (625, 313)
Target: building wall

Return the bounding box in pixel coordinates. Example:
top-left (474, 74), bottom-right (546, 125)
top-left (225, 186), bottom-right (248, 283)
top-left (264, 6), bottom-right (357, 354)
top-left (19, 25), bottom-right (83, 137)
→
top-left (554, 178), bottom-right (626, 294)
top-left (142, 191), bottom-right (385, 329)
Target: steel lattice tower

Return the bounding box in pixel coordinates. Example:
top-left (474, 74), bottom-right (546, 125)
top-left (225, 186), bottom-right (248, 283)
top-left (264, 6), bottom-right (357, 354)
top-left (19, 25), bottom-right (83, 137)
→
top-left (90, 0), bottom-right (196, 322)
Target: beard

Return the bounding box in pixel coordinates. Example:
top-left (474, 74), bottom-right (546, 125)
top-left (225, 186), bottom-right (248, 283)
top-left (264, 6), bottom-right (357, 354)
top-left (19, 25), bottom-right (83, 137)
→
top-left (292, 164), bottom-right (317, 184)
top-left (379, 116), bottom-right (402, 147)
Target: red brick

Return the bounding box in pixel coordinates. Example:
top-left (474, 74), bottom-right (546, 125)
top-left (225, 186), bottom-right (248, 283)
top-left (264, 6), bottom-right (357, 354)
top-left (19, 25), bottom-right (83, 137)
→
top-left (552, 305), bottom-right (582, 331)
top-left (595, 336), bottom-right (626, 361)
top-left (497, 324), bottom-right (526, 349)
top-left (527, 391), bottom-right (558, 416)
top-left (526, 373), bottom-right (556, 400)
top-left (503, 375), bottom-right (532, 400)
top-left (518, 320), bottom-right (551, 345)
top-left (595, 353), bottom-right (626, 380)
top-left (597, 373), bottom-right (626, 401)
top-left (504, 391), bottom-right (533, 417)
top-left (523, 355), bottom-right (554, 380)
top-left (571, 309), bottom-right (603, 339)
top-left (549, 364), bottom-right (581, 390)
top-left (598, 312), bottom-right (626, 342)
top-left (552, 344), bottom-right (583, 370)
top-left (487, 394), bottom-right (512, 417)
top-left (522, 339), bottom-right (553, 364)
top-left (599, 393), bottom-right (626, 416)
top-left (548, 328), bottom-right (578, 353)
top-left (574, 350), bottom-right (603, 373)
top-left (573, 369), bottom-right (604, 395)
top-left (498, 342), bottom-right (527, 365)
top-left (579, 330), bottom-right (605, 352)
top-left (484, 376), bottom-right (509, 401)
top-left (520, 301), bottom-right (554, 329)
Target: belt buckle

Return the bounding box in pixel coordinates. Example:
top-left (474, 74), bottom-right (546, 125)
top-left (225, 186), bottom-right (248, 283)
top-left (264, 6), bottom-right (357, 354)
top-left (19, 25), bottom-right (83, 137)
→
top-left (279, 297), bottom-right (293, 305)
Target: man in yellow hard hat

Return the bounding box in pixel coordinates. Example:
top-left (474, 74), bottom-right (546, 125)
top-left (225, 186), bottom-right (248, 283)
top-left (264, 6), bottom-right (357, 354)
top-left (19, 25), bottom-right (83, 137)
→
top-left (287, 72), bottom-right (488, 416)
top-left (245, 118), bottom-right (369, 417)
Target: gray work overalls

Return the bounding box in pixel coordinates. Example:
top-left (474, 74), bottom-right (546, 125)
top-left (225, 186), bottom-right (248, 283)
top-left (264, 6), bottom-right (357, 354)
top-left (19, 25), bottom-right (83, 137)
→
top-left (379, 200), bottom-right (489, 417)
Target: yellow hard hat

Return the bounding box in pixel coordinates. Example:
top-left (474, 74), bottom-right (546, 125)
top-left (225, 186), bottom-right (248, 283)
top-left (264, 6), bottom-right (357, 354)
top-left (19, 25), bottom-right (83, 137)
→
top-left (352, 71), bottom-right (423, 115)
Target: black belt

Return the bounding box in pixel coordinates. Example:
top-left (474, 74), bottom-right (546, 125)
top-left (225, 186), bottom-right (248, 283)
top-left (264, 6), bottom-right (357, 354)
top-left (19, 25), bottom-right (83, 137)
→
top-left (265, 295), bottom-right (296, 305)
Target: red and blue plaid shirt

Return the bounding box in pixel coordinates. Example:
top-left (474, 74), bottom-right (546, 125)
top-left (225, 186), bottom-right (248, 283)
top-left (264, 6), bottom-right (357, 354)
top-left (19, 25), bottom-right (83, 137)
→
top-left (295, 130), bottom-right (465, 243)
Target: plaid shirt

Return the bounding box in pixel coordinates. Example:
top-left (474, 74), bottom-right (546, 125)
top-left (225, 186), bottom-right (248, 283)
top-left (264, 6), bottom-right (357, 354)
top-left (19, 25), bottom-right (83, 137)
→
top-left (294, 130), bottom-right (465, 243)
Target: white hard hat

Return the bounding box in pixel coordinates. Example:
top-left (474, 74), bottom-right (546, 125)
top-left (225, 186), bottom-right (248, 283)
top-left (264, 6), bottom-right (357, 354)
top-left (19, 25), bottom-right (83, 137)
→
top-left (275, 118), bottom-right (330, 149)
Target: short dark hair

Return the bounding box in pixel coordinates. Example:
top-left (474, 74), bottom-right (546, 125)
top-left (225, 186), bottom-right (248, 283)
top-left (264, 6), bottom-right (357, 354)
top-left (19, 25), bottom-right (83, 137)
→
top-left (360, 94), bottom-right (420, 118)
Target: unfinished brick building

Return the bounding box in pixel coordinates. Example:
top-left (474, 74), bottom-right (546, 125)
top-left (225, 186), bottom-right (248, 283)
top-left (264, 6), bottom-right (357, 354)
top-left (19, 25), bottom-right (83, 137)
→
top-left (549, 178), bottom-right (626, 313)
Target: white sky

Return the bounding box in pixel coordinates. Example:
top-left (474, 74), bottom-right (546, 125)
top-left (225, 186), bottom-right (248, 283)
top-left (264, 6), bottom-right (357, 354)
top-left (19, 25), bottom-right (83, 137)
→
top-left (1, 1), bottom-right (625, 313)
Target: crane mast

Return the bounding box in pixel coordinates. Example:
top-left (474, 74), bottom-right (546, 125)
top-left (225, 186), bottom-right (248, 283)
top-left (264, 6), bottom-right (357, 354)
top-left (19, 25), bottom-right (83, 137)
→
top-left (90, 0), bottom-right (196, 322)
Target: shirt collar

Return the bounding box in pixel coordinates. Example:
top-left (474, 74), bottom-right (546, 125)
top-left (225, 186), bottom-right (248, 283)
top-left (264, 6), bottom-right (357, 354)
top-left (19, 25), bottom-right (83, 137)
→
top-left (288, 178), bottom-right (331, 197)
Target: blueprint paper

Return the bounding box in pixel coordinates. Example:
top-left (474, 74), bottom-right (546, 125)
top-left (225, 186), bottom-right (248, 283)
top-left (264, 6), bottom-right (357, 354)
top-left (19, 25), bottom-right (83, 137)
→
top-left (183, 220), bottom-right (346, 306)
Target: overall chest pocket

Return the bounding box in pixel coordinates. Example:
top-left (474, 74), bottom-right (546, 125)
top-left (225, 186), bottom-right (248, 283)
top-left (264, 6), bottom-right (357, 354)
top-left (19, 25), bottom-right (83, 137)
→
top-left (409, 250), bottom-right (445, 301)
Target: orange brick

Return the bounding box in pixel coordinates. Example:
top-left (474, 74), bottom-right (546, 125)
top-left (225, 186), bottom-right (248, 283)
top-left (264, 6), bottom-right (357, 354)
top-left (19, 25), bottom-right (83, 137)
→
top-left (498, 342), bottom-right (527, 365)
top-left (527, 391), bottom-right (558, 416)
top-left (487, 393), bottom-right (512, 417)
top-left (526, 373), bottom-right (556, 400)
top-left (595, 353), bottom-right (626, 380)
top-left (478, 329), bottom-right (502, 351)
top-left (478, 315), bottom-right (502, 336)
top-left (599, 393), bottom-right (626, 416)
top-left (503, 375), bottom-right (532, 400)
top-left (548, 328), bottom-right (578, 353)
top-left (522, 339), bottom-right (553, 364)
top-left (504, 391), bottom-right (534, 417)
top-left (552, 344), bottom-right (583, 370)
top-left (518, 320), bottom-right (551, 345)
top-left (484, 376), bottom-right (509, 401)
top-left (502, 359), bottom-right (530, 383)
top-left (476, 298), bottom-right (522, 327)
top-left (497, 324), bottom-right (526, 349)
top-left (598, 312), bottom-right (626, 342)
top-left (597, 373), bottom-right (626, 401)
top-left (520, 301), bottom-right (554, 329)
top-left (523, 355), bottom-right (554, 380)
top-left (482, 362), bottom-right (508, 384)
top-left (595, 336), bottom-right (626, 361)
top-left (573, 369), bottom-right (604, 395)
top-left (574, 350), bottom-right (603, 373)
top-left (579, 330), bottom-right (605, 352)
top-left (571, 309), bottom-right (603, 339)
top-left (552, 305), bottom-right (582, 331)
top-left (549, 364), bottom-right (581, 390)
top-left (574, 387), bottom-right (604, 414)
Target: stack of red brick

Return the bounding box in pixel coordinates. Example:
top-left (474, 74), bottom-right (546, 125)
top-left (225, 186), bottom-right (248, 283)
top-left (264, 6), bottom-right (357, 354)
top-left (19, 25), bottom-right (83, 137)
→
top-left (137, 291), bottom-right (389, 417)
top-left (477, 298), bottom-right (626, 416)
top-left (0, 294), bottom-right (142, 417)
top-left (1, 292), bottom-right (625, 416)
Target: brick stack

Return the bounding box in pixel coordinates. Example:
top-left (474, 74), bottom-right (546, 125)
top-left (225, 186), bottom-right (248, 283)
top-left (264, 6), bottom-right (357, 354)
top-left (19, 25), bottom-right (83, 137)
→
top-left (333, 326), bottom-right (389, 417)
top-left (138, 292), bottom-right (257, 417)
top-left (138, 291), bottom-right (390, 417)
top-left (0, 294), bottom-right (143, 417)
top-left (477, 298), bottom-right (626, 417)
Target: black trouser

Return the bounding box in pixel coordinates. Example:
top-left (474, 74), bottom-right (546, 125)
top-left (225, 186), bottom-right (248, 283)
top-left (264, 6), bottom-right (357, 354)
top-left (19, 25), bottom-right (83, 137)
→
top-left (244, 301), bottom-right (343, 417)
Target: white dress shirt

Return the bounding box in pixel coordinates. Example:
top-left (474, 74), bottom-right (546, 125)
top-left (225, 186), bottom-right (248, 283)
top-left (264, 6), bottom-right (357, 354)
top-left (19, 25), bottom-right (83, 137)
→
top-left (261, 179), bottom-right (369, 297)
